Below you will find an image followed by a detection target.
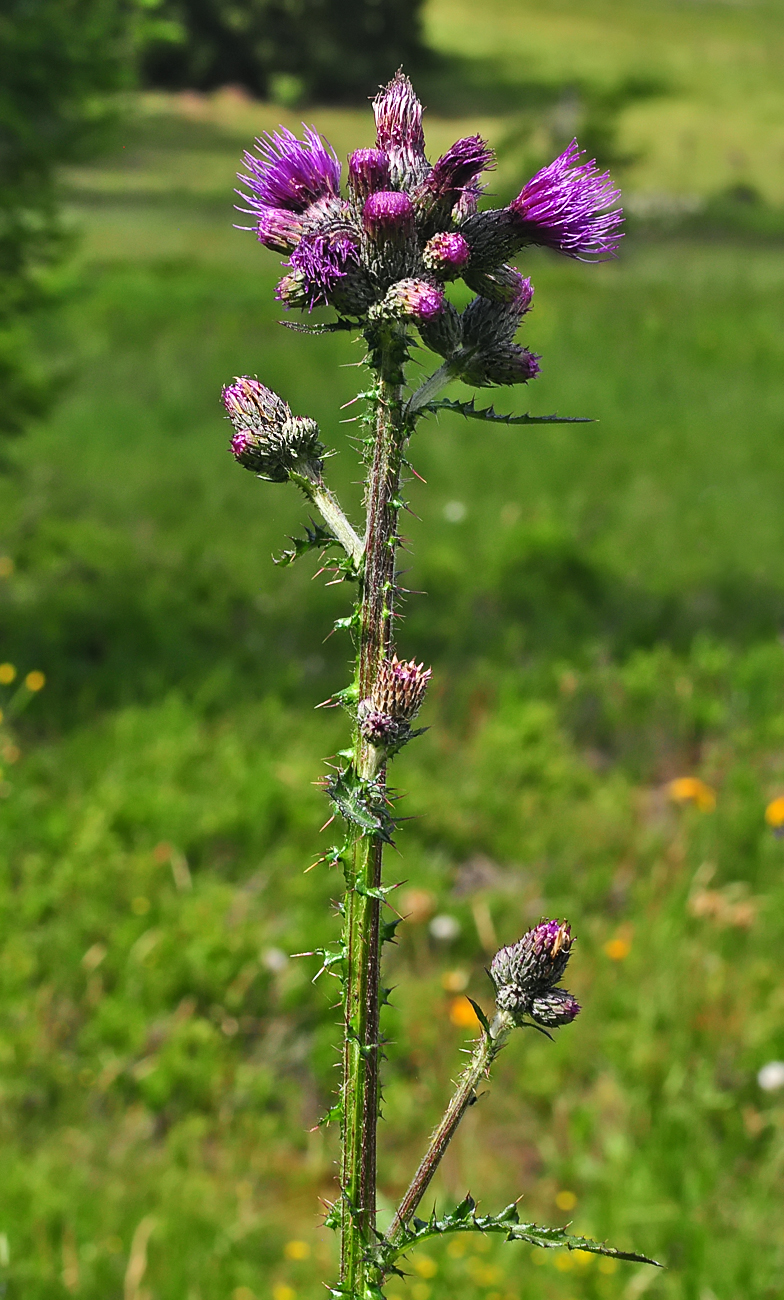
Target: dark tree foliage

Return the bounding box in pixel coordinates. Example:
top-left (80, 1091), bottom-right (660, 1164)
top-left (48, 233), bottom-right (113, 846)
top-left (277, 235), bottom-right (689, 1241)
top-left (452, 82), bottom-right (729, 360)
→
top-left (141, 0), bottom-right (428, 103)
top-left (0, 0), bottom-right (132, 437)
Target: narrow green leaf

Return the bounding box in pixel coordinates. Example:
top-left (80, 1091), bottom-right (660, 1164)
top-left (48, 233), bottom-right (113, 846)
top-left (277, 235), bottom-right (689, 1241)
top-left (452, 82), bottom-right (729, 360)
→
top-left (466, 998), bottom-right (492, 1036)
top-left (377, 1199), bottom-right (661, 1273)
top-left (421, 397), bottom-right (594, 426)
top-left (274, 521), bottom-right (337, 567)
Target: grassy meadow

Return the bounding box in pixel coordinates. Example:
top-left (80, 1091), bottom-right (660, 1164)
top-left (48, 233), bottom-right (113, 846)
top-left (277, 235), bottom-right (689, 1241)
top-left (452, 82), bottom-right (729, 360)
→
top-left (2, 1), bottom-right (784, 1298)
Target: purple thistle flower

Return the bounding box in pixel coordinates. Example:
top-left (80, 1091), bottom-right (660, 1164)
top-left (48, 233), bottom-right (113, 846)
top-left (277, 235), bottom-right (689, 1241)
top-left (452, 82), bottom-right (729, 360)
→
top-left (363, 190), bottom-right (416, 242)
top-left (423, 231), bottom-right (471, 279)
top-left (238, 125), bottom-right (341, 215)
top-left (285, 227), bottom-right (360, 310)
top-left (348, 148), bottom-right (391, 201)
top-left (422, 135), bottom-right (494, 203)
top-left (373, 70), bottom-right (429, 187)
top-left (509, 139), bottom-right (623, 260)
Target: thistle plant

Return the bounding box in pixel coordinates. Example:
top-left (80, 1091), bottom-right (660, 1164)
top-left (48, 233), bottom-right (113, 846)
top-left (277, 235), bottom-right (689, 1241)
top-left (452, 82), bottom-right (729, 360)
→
top-left (225, 72), bottom-right (657, 1298)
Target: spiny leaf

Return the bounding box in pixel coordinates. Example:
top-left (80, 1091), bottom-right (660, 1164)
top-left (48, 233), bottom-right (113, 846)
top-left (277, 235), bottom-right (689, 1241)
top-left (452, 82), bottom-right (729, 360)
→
top-left (421, 397), bottom-right (594, 426)
top-left (280, 317), bottom-right (356, 333)
top-left (381, 918), bottom-right (403, 945)
top-left (378, 1199), bottom-right (661, 1272)
top-left (316, 1099), bottom-right (342, 1129)
top-left (274, 520), bottom-right (337, 567)
top-left (326, 769), bottom-right (395, 842)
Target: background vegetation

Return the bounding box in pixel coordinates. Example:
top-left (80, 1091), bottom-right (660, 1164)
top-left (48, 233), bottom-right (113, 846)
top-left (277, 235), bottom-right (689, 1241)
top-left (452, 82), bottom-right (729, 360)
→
top-left (1, 1), bottom-right (784, 1298)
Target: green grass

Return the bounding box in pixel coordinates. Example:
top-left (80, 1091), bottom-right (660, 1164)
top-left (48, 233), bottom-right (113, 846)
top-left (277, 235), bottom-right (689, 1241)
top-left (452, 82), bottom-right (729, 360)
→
top-left (2, 3), bottom-right (784, 1298)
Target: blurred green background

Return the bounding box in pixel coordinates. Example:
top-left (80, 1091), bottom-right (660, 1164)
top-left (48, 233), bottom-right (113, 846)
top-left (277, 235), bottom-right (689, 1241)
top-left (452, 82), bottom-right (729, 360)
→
top-left (2, 1), bottom-right (784, 1298)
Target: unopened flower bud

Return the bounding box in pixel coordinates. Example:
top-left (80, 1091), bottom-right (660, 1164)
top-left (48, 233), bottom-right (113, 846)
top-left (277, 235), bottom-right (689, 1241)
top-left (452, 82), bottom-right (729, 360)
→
top-left (348, 148), bottom-right (390, 201)
top-left (462, 272), bottom-right (534, 350)
top-left (415, 135), bottom-right (494, 234)
top-left (256, 206), bottom-right (306, 253)
top-left (223, 377), bottom-right (324, 482)
top-left (357, 703), bottom-right (411, 749)
top-left (363, 191), bottom-right (417, 285)
top-left (375, 655), bottom-right (431, 719)
top-left (373, 278), bottom-right (445, 325)
top-left (423, 231), bottom-right (471, 280)
top-left (373, 70), bottom-right (428, 189)
top-left (463, 263), bottom-right (524, 303)
top-left (363, 190), bottom-right (416, 242)
top-left (490, 920), bottom-right (578, 1029)
top-left (359, 655), bottom-right (431, 749)
top-left (417, 296), bottom-right (462, 358)
top-left (530, 989), bottom-right (581, 1027)
top-left (461, 344), bottom-right (540, 387)
top-left (275, 268), bottom-right (311, 310)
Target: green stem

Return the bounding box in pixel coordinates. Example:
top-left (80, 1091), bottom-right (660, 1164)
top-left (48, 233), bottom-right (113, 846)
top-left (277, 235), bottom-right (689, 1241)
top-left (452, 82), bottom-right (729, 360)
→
top-left (296, 467), bottom-right (364, 566)
top-left (340, 326), bottom-right (409, 1296)
top-left (385, 1011), bottom-right (515, 1250)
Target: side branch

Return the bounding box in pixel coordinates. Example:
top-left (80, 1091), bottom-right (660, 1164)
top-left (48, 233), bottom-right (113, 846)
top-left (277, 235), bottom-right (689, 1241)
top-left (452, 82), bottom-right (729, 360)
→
top-left (386, 1010), bottom-right (515, 1246)
top-left (295, 467), bottom-right (364, 565)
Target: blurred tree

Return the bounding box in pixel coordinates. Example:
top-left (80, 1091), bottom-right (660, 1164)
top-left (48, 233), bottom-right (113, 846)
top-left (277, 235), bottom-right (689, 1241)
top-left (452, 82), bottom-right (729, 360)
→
top-left (140, 0), bottom-right (428, 105)
top-left (0, 0), bottom-right (143, 438)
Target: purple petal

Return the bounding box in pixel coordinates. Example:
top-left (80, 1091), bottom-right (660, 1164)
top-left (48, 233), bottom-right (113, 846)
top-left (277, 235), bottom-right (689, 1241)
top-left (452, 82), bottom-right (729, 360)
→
top-left (238, 125), bottom-right (341, 214)
top-left (373, 71), bottom-right (428, 186)
top-left (286, 227), bottom-right (360, 309)
top-left (425, 135), bottom-right (494, 201)
top-left (510, 139), bottom-right (623, 260)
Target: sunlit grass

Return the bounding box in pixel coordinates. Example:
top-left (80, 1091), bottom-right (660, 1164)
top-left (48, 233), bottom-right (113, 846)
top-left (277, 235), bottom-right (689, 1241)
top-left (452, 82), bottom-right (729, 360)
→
top-left (3, 3), bottom-right (784, 1297)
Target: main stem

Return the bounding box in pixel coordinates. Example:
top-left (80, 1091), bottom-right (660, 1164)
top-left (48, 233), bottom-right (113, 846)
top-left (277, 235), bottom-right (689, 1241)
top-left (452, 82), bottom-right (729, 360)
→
top-left (340, 327), bottom-right (408, 1295)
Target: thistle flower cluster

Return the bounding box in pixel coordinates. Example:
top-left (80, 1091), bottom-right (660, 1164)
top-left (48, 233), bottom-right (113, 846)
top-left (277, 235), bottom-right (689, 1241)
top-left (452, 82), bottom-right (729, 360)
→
top-left (222, 376), bottom-right (324, 481)
top-left (490, 920), bottom-right (581, 1029)
top-left (236, 72), bottom-right (622, 391)
top-left (358, 655), bottom-right (431, 749)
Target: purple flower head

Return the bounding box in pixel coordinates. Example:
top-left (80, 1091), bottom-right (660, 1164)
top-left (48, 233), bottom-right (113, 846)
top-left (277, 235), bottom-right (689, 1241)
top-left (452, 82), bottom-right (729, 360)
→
top-left (255, 206), bottom-right (306, 254)
top-left (348, 148), bottom-right (391, 201)
top-left (509, 139), bottom-right (623, 260)
top-left (363, 190), bottom-right (416, 242)
top-left (379, 278), bottom-right (445, 324)
top-left (373, 70), bottom-right (428, 186)
top-left (285, 226), bottom-right (360, 310)
top-left (490, 920), bottom-right (577, 1029)
top-left (423, 231), bottom-right (471, 279)
top-left (239, 125), bottom-right (341, 215)
top-left (423, 135), bottom-right (494, 203)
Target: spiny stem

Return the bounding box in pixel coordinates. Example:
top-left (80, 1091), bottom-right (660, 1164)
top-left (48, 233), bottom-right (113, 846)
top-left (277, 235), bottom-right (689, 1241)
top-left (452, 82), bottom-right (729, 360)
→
top-left (340, 326), bottom-right (409, 1294)
top-left (385, 1010), bottom-right (515, 1247)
